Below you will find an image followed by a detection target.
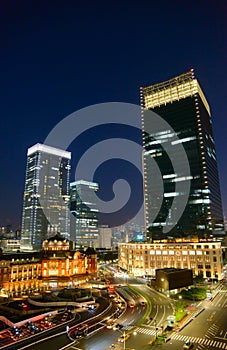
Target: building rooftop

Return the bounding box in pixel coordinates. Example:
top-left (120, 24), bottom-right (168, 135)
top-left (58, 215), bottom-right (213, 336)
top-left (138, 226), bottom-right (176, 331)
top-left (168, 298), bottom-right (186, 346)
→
top-left (27, 143), bottom-right (71, 159)
top-left (141, 70), bottom-right (210, 115)
top-left (45, 234), bottom-right (68, 242)
top-left (156, 267), bottom-right (189, 273)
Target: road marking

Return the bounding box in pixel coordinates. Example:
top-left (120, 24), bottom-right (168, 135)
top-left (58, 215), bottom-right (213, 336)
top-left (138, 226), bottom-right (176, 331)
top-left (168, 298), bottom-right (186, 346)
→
top-left (135, 327), bottom-right (156, 336)
top-left (172, 333), bottom-right (227, 349)
top-left (123, 325), bottom-right (134, 331)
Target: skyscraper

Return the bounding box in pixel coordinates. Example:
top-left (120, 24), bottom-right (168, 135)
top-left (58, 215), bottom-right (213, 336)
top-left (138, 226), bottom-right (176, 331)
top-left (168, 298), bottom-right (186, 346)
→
top-left (21, 143), bottom-right (71, 251)
top-left (70, 180), bottom-right (99, 248)
top-left (141, 70), bottom-right (224, 239)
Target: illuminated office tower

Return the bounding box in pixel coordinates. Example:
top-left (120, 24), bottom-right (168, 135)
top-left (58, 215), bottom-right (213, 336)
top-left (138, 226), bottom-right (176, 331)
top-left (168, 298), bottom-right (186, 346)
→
top-left (141, 70), bottom-right (224, 239)
top-left (21, 143), bottom-right (71, 251)
top-left (70, 180), bottom-right (99, 248)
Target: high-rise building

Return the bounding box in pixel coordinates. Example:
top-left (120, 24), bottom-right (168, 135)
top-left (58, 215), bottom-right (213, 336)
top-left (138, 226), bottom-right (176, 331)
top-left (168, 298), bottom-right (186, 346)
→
top-left (141, 70), bottom-right (224, 239)
top-left (21, 143), bottom-right (71, 251)
top-left (70, 180), bottom-right (99, 248)
top-left (98, 225), bottom-right (112, 249)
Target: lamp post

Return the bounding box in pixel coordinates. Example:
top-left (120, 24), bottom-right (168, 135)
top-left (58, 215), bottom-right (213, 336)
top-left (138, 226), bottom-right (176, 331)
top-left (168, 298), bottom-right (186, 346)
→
top-left (123, 330), bottom-right (126, 350)
top-left (115, 328), bottom-right (136, 350)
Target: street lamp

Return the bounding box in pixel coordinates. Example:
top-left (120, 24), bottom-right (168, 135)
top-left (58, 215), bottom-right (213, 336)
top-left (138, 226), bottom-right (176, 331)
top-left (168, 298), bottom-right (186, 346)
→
top-left (115, 329), bottom-right (127, 350)
top-left (115, 328), bottom-right (136, 350)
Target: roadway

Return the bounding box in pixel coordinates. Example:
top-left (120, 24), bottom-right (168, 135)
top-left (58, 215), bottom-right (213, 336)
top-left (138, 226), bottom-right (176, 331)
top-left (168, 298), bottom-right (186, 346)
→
top-left (169, 282), bottom-right (227, 350)
top-left (2, 295), bottom-right (113, 350)
top-left (61, 272), bottom-right (227, 350)
top-left (3, 268), bottom-right (227, 350)
top-left (67, 273), bottom-right (175, 350)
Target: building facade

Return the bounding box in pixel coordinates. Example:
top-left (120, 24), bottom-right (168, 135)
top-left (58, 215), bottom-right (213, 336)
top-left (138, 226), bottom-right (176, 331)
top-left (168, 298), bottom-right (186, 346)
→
top-left (21, 143), bottom-right (71, 251)
top-left (41, 235), bottom-right (97, 289)
top-left (141, 70), bottom-right (224, 239)
top-left (0, 252), bottom-right (42, 298)
top-left (0, 235), bottom-right (97, 297)
top-left (118, 240), bottom-right (223, 280)
top-left (70, 180), bottom-right (99, 248)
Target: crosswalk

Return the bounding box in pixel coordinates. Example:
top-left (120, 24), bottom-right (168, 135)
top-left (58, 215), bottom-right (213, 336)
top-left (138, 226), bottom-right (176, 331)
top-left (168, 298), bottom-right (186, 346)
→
top-left (123, 325), bottom-right (156, 336)
top-left (123, 326), bottom-right (227, 349)
top-left (172, 333), bottom-right (227, 349)
top-left (206, 323), bottom-right (219, 338)
top-left (134, 327), bottom-right (156, 336)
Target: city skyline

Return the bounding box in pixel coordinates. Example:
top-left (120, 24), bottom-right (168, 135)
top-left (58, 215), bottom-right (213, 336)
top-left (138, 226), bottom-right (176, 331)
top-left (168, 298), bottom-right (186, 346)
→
top-left (0, 1), bottom-right (226, 228)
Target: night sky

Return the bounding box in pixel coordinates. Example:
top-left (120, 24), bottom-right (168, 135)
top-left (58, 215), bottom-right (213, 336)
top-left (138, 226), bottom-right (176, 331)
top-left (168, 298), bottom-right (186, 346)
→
top-left (0, 0), bottom-right (226, 229)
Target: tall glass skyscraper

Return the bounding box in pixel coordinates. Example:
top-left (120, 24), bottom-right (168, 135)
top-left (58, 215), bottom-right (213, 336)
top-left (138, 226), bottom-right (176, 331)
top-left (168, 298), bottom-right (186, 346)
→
top-left (21, 143), bottom-right (71, 251)
top-left (141, 70), bottom-right (224, 239)
top-left (70, 180), bottom-right (99, 248)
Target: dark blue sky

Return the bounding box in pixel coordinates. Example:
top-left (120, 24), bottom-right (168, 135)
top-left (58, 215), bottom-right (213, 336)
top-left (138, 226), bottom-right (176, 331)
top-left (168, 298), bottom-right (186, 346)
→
top-left (0, 0), bottom-right (226, 228)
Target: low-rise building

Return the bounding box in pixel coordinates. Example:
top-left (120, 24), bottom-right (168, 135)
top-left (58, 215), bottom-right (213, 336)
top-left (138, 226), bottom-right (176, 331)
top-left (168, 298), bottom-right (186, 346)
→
top-left (118, 239), bottom-right (223, 280)
top-left (155, 268), bottom-right (193, 291)
top-left (0, 234), bottom-right (97, 297)
top-left (0, 239), bottom-right (21, 252)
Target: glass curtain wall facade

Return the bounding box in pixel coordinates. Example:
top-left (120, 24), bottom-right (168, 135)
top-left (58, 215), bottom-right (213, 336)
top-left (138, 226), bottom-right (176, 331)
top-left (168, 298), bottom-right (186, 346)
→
top-left (21, 144), bottom-right (71, 251)
top-left (70, 180), bottom-right (99, 248)
top-left (141, 70), bottom-right (224, 239)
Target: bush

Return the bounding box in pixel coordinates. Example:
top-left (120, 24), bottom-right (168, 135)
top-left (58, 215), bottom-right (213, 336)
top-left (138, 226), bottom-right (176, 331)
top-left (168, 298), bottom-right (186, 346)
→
top-left (180, 287), bottom-right (207, 301)
top-left (175, 310), bottom-right (187, 322)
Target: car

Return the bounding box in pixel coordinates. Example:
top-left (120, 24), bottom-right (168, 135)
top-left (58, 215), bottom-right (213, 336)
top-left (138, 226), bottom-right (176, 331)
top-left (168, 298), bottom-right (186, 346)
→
top-left (106, 322), bottom-right (114, 329)
top-left (141, 301), bottom-right (146, 307)
top-left (183, 341), bottom-right (193, 349)
top-left (118, 333), bottom-right (130, 342)
top-left (129, 303), bottom-right (135, 308)
top-left (106, 320), bottom-right (114, 329)
top-left (113, 323), bottom-right (123, 330)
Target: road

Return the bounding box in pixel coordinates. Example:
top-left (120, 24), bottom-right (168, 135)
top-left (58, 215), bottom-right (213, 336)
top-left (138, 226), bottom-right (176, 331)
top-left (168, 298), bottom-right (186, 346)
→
top-left (2, 295), bottom-right (113, 350)
top-left (68, 274), bottom-right (174, 350)
top-left (170, 282), bottom-right (227, 350)
top-left (4, 268), bottom-right (227, 350)
top-left (60, 275), bottom-right (227, 350)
